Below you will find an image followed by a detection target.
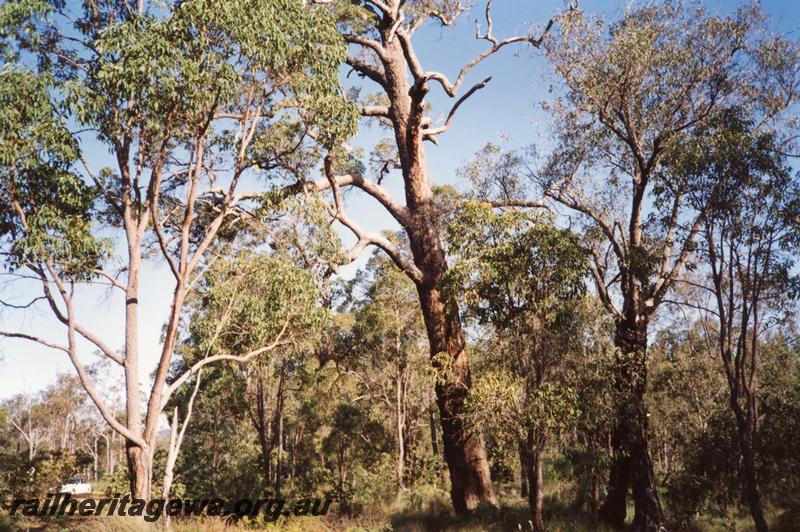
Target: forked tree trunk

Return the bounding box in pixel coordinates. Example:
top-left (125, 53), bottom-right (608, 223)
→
top-left (391, 66), bottom-right (496, 510)
top-left (125, 443), bottom-right (152, 499)
top-left (739, 427), bottom-right (768, 532)
top-left (338, 26), bottom-right (500, 515)
top-left (601, 435), bottom-right (632, 527)
top-left (418, 283), bottom-right (498, 514)
top-left (600, 320), bottom-right (664, 531)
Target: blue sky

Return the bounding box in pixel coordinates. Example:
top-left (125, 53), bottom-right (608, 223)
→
top-left (1, 0), bottom-right (798, 400)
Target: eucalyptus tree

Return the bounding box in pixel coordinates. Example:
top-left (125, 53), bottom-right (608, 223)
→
top-left (1, 374), bottom-right (97, 463)
top-left (676, 110), bottom-right (800, 532)
top-left (165, 194), bottom-right (342, 500)
top-left (295, 0), bottom-right (574, 512)
top-left (446, 202), bottom-right (586, 528)
top-left (2, 393), bottom-right (48, 461)
top-left (0, 0), bottom-right (354, 497)
top-left (540, 4), bottom-right (799, 528)
top-left (164, 252), bottom-right (327, 499)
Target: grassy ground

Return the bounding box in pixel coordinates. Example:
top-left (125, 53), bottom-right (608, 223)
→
top-left (3, 485), bottom-right (798, 531)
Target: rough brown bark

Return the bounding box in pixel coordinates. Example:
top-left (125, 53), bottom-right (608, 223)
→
top-left (381, 32), bottom-right (497, 513)
top-left (125, 442), bottom-right (152, 499)
top-left (419, 283), bottom-right (498, 514)
top-left (601, 440), bottom-right (632, 527)
top-left (329, 0), bottom-right (556, 513)
top-left (739, 431), bottom-right (768, 532)
top-left (600, 320), bottom-right (665, 532)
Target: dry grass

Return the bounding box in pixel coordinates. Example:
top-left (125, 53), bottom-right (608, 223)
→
top-left (2, 488), bottom-right (797, 531)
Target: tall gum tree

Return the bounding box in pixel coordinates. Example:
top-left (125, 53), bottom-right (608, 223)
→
top-left (304, 0), bottom-right (573, 513)
top-left (539, 3), bottom-right (799, 530)
top-left (163, 251), bottom-right (328, 500)
top-left (676, 110), bottom-right (800, 532)
top-left (0, 0), bottom-right (355, 498)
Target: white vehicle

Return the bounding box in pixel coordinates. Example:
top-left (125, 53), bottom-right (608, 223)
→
top-left (59, 475), bottom-right (92, 495)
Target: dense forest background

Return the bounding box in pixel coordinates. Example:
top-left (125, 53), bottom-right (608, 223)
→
top-left (0, 0), bottom-right (798, 531)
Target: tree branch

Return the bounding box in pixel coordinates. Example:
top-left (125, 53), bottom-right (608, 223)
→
top-left (0, 331), bottom-right (69, 353)
top-left (419, 0), bottom-right (569, 97)
top-left (162, 318), bottom-right (292, 407)
top-left (423, 77), bottom-right (492, 142)
top-left (37, 272), bottom-right (124, 366)
top-left (319, 155), bottom-right (411, 227)
top-left (322, 156), bottom-right (424, 283)
top-left (42, 262), bottom-right (145, 447)
top-left (344, 34), bottom-right (389, 61)
top-left (361, 105), bottom-right (391, 117)
top-left (346, 55), bottom-right (389, 88)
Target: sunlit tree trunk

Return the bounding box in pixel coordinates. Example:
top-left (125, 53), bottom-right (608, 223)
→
top-left (418, 283), bottom-right (497, 513)
top-left (125, 444), bottom-right (152, 499)
top-left (161, 408), bottom-right (179, 500)
top-left (328, 0), bottom-right (562, 511)
top-left (123, 228), bottom-right (150, 499)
